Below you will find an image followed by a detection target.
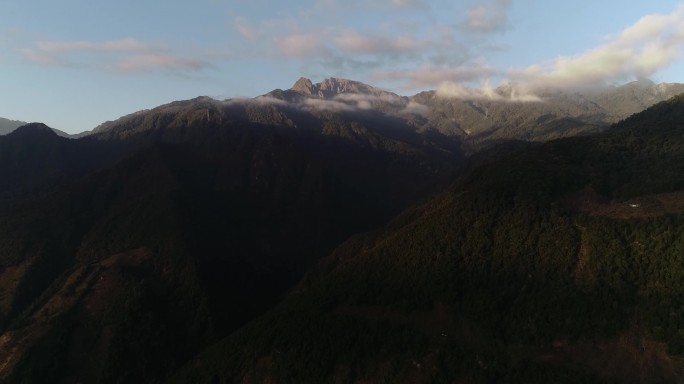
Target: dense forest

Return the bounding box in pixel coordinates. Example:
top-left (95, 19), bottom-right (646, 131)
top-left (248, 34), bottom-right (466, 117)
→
top-left (2, 87), bottom-right (684, 383)
top-left (170, 95), bottom-right (684, 383)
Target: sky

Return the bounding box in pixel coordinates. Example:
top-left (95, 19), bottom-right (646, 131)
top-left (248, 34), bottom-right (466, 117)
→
top-left (2, 1), bottom-right (684, 134)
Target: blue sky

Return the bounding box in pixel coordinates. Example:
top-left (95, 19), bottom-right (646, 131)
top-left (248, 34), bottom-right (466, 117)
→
top-left (2, 0), bottom-right (684, 133)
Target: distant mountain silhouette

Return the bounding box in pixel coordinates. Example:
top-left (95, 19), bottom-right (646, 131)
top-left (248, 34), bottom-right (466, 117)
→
top-left (0, 117), bottom-right (77, 137)
top-left (0, 117), bottom-right (27, 135)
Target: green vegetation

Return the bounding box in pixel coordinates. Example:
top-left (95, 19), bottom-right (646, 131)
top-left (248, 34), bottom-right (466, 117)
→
top-left (171, 96), bottom-right (684, 383)
top-left (4, 91), bottom-right (684, 383)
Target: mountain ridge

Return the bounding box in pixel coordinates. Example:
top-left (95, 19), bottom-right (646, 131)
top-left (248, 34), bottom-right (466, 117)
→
top-left (169, 87), bottom-right (684, 384)
top-left (0, 118), bottom-right (76, 138)
top-left (2, 78), bottom-right (684, 383)
top-left (0, 117), bottom-right (28, 135)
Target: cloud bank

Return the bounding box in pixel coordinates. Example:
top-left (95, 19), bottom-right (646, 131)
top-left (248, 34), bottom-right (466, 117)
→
top-left (435, 4), bottom-right (684, 101)
top-left (508, 4), bottom-right (684, 91)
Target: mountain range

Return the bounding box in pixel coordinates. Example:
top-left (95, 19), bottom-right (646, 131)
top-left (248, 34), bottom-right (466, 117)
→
top-left (0, 117), bottom-right (27, 135)
top-left (171, 93), bottom-right (684, 383)
top-left (270, 77), bottom-right (684, 148)
top-left (2, 78), bottom-right (684, 383)
top-left (0, 117), bottom-right (73, 138)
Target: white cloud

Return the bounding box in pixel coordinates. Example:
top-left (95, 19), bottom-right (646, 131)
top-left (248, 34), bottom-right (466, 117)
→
top-left (437, 80), bottom-right (501, 100)
top-left (401, 101), bottom-right (430, 115)
top-left (372, 64), bottom-right (497, 89)
top-left (302, 98), bottom-right (357, 112)
top-left (335, 92), bottom-right (402, 103)
top-left (334, 92), bottom-right (405, 109)
top-left (224, 96), bottom-right (290, 107)
top-left (508, 4), bottom-right (684, 90)
top-left (252, 96), bottom-right (290, 106)
top-left (436, 80), bottom-right (541, 102)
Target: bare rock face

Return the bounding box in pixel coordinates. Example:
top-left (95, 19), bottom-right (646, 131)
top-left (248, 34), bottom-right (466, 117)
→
top-left (289, 77), bottom-right (398, 99)
top-left (291, 77), bottom-right (315, 95)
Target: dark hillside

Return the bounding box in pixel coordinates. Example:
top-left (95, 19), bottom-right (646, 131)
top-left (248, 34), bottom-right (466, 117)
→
top-left (0, 101), bottom-right (462, 383)
top-left (171, 94), bottom-right (684, 383)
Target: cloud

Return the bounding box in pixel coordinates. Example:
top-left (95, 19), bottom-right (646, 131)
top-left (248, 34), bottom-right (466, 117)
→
top-left (20, 47), bottom-right (58, 64)
top-left (34, 38), bottom-right (146, 53)
top-left (437, 80), bottom-right (500, 100)
top-left (224, 96), bottom-right (290, 107)
top-left (227, 0), bottom-right (514, 90)
top-left (386, 0), bottom-right (428, 9)
top-left (508, 4), bottom-right (684, 90)
top-left (275, 33), bottom-right (328, 57)
top-left (110, 53), bottom-right (207, 72)
top-left (21, 37), bottom-right (148, 66)
top-left (466, 0), bottom-right (511, 33)
top-left (401, 101), bottom-right (430, 116)
top-left (233, 17), bottom-right (261, 41)
top-left (21, 37), bottom-right (207, 74)
top-left (334, 31), bottom-right (426, 56)
top-left (252, 96), bottom-right (290, 106)
top-left (436, 80), bottom-right (541, 102)
top-left (372, 64), bottom-right (497, 89)
top-left (311, 0), bottom-right (428, 10)
top-left (302, 98), bottom-right (357, 112)
top-left (334, 92), bottom-right (404, 109)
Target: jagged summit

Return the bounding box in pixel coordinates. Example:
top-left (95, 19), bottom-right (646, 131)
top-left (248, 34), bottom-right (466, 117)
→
top-left (291, 77), bottom-right (315, 94)
top-left (289, 77), bottom-right (399, 99)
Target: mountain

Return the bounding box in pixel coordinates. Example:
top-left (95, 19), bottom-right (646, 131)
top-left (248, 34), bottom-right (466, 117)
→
top-left (0, 123), bottom-right (126, 211)
top-left (261, 77), bottom-right (684, 153)
top-left (0, 117), bottom-right (27, 135)
top-left (290, 77), bottom-right (401, 99)
top-left (170, 95), bottom-right (684, 383)
top-left (0, 117), bottom-right (76, 138)
top-left (2, 78), bottom-right (684, 383)
top-left (410, 80), bottom-right (684, 150)
top-left (86, 77), bottom-right (684, 152)
top-left (0, 95), bottom-right (463, 383)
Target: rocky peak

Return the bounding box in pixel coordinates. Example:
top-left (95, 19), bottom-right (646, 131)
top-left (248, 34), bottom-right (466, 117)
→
top-left (289, 77), bottom-right (396, 99)
top-left (292, 77), bottom-right (315, 94)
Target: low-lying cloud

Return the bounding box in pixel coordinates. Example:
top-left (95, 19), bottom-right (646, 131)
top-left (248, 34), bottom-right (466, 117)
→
top-left (372, 64), bottom-right (497, 89)
top-left (302, 98), bottom-right (358, 112)
top-left (229, 90), bottom-right (427, 115)
top-left (436, 80), bottom-right (541, 102)
top-left (401, 101), bottom-right (430, 116)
